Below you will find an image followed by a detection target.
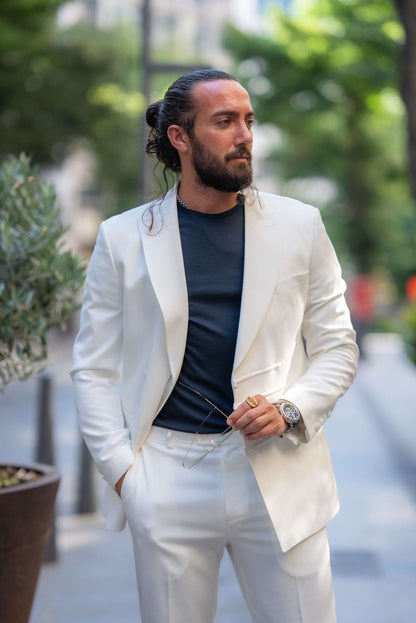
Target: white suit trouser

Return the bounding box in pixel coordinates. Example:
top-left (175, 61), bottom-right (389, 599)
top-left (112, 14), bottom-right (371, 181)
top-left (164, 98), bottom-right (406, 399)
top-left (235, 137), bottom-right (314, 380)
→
top-left (120, 426), bottom-right (337, 623)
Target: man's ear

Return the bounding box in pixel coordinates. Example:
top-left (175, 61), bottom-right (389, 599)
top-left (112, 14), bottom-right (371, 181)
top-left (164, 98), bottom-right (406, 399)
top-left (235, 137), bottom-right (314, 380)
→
top-left (167, 125), bottom-right (190, 153)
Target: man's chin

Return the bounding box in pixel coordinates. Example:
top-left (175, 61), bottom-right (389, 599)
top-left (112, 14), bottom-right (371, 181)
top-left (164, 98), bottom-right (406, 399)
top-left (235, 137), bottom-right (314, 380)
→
top-left (195, 164), bottom-right (252, 193)
top-left (225, 163), bottom-right (252, 186)
top-left (228, 158), bottom-right (251, 169)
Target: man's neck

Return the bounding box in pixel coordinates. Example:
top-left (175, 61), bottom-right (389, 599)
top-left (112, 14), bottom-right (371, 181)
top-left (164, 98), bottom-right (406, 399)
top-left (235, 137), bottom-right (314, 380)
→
top-left (177, 181), bottom-right (240, 214)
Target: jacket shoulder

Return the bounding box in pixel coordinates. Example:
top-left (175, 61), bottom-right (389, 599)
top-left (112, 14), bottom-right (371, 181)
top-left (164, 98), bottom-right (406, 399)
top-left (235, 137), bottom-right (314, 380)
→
top-left (101, 185), bottom-right (177, 237)
top-left (101, 200), bottom-right (154, 230)
top-left (256, 190), bottom-right (320, 222)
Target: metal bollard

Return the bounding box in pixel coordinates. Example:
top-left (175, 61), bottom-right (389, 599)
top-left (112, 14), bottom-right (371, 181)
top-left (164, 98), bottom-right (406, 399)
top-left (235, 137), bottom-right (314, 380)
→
top-left (77, 436), bottom-right (96, 514)
top-left (36, 374), bottom-right (54, 465)
top-left (36, 373), bottom-right (58, 562)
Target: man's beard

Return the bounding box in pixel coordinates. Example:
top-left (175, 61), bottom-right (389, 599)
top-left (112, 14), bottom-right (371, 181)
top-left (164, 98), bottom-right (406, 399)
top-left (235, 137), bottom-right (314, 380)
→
top-left (190, 135), bottom-right (253, 193)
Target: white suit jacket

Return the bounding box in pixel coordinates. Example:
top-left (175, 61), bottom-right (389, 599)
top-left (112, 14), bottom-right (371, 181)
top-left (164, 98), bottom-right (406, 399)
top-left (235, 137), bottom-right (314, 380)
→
top-left (71, 184), bottom-right (358, 552)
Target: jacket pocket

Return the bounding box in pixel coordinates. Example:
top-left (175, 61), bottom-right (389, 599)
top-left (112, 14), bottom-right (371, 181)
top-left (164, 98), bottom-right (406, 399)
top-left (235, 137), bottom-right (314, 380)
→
top-left (233, 362), bottom-right (284, 403)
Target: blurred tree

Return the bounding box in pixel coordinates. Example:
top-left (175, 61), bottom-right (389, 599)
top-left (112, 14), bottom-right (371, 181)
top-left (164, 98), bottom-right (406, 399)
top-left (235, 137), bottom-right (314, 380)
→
top-left (224, 0), bottom-right (416, 283)
top-left (394, 0), bottom-right (416, 199)
top-left (0, 0), bottom-right (144, 215)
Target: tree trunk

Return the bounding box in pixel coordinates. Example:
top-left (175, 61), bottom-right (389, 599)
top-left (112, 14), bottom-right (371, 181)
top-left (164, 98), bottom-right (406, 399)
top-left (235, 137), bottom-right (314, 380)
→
top-left (394, 0), bottom-right (416, 199)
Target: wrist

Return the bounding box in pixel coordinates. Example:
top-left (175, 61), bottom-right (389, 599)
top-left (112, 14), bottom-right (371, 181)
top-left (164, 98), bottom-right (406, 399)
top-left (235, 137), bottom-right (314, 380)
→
top-left (273, 399), bottom-right (302, 432)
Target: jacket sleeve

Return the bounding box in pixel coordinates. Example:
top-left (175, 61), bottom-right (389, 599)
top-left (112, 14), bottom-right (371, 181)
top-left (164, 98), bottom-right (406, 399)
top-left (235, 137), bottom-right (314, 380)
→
top-left (71, 222), bottom-right (134, 487)
top-left (283, 209), bottom-right (359, 444)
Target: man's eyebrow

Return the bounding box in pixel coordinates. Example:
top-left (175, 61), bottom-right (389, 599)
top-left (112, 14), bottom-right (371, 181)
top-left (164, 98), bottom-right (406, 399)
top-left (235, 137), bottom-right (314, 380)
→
top-left (211, 109), bottom-right (255, 119)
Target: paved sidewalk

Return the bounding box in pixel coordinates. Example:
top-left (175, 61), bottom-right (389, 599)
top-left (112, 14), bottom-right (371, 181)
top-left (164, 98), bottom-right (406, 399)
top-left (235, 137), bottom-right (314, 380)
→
top-left (326, 333), bottom-right (416, 622)
top-left (1, 332), bottom-right (415, 622)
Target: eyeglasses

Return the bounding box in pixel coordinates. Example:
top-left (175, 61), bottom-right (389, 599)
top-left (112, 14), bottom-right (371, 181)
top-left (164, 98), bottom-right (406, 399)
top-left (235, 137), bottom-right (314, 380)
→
top-left (178, 381), bottom-right (234, 468)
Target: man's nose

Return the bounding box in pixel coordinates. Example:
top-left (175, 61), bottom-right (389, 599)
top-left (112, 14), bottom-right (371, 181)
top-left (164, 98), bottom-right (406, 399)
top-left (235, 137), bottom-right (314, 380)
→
top-left (235, 122), bottom-right (253, 146)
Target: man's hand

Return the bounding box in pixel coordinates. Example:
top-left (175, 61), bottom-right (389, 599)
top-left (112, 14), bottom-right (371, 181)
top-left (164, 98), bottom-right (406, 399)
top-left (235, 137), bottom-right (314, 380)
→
top-left (115, 471), bottom-right (127, 497)
top-left (227, 395), bottom-right (289, 440)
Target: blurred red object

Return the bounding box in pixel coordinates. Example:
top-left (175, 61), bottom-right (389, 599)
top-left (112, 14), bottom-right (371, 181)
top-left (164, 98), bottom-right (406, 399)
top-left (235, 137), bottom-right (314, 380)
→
top-left (406, 275), bottom-right (416, 302)
top-left (348, 275), bottom-right (375, 322)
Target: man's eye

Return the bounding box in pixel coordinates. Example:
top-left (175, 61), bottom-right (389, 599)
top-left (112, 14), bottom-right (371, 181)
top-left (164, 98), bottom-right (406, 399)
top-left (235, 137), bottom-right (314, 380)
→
top-left (247, 118), bottom-right (255, 128)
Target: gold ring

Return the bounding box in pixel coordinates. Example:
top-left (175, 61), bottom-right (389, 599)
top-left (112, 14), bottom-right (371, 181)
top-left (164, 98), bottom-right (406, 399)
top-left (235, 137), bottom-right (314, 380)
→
top-left (245, 396), bottom-right (258, 408)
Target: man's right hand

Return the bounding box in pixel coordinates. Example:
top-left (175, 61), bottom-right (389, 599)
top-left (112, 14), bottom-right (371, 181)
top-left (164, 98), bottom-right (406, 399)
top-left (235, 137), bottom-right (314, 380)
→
top-left (115, 471), bottom-right (127, 497)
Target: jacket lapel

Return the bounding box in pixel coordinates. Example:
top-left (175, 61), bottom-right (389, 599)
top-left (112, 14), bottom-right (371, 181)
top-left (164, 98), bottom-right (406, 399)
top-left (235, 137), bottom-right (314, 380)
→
top-left (138, 185), bottom-right (189, 379)
top-left (138, 187), bottom-right (281, 381)
top-left (233, 192), bottom-right (282, 373)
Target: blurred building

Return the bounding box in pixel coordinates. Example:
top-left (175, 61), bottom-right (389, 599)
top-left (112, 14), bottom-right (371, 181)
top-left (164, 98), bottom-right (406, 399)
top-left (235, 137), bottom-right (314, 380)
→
top-left (58, 1), bottom-right (289, 66)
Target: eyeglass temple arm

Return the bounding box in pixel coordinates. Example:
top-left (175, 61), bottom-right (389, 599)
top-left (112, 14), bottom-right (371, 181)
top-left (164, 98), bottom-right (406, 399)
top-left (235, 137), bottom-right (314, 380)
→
top-left (178, 381), bottom-right (229, 419)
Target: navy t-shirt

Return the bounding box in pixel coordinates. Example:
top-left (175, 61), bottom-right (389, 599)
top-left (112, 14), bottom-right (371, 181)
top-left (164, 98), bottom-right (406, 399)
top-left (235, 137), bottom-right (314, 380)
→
top-left (153, 199), bottom-right (245, 433)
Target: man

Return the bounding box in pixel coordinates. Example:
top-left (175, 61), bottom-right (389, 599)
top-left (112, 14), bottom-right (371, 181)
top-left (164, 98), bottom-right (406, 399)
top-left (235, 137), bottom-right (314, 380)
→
top-left (71, 69), bottom-right (358, 623)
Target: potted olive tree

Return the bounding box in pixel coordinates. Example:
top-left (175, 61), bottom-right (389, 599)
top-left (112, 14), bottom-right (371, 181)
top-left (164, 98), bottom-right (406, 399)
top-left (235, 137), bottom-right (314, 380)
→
top-left (0, 154), bottom-right (85, 623)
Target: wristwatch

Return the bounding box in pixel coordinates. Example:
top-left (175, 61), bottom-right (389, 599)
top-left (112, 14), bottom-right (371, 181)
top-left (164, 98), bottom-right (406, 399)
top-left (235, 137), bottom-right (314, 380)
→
top-left (273, 400), bottom-right (302, 430)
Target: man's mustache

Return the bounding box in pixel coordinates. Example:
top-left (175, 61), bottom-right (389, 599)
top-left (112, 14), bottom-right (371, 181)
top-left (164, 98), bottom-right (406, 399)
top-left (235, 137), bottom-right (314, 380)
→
top-left (225, 148), bottom-right (252, 163)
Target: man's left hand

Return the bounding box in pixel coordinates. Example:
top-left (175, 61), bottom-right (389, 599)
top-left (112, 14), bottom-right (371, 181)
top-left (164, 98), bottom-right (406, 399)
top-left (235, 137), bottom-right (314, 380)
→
top-left (227, 395), bottom-right (288, 440)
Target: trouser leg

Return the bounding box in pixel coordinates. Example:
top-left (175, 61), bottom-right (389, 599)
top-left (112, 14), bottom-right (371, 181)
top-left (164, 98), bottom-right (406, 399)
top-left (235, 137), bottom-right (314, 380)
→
top-left (131, 525), bottom-right (223, 623)
top-left (222, 443), bottom-right (337, 623)
top-left (121, 428), bottom-right (228, 623)
top-left (228, 525), bottom-right (336, 623)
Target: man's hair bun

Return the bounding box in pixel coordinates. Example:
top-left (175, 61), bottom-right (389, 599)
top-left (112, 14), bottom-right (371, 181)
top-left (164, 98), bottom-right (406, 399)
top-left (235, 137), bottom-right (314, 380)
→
top-left (145, 100), bottom-right (162, 130)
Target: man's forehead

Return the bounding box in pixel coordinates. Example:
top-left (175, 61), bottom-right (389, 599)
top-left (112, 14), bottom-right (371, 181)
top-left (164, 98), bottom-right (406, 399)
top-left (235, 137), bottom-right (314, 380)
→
top-left (192, 79), bottom-right (253, 114)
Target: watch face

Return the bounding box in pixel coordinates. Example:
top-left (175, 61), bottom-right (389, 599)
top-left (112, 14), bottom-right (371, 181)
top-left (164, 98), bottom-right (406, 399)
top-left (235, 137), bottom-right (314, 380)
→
top-left (281, 402), bottom-right (300, 423)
